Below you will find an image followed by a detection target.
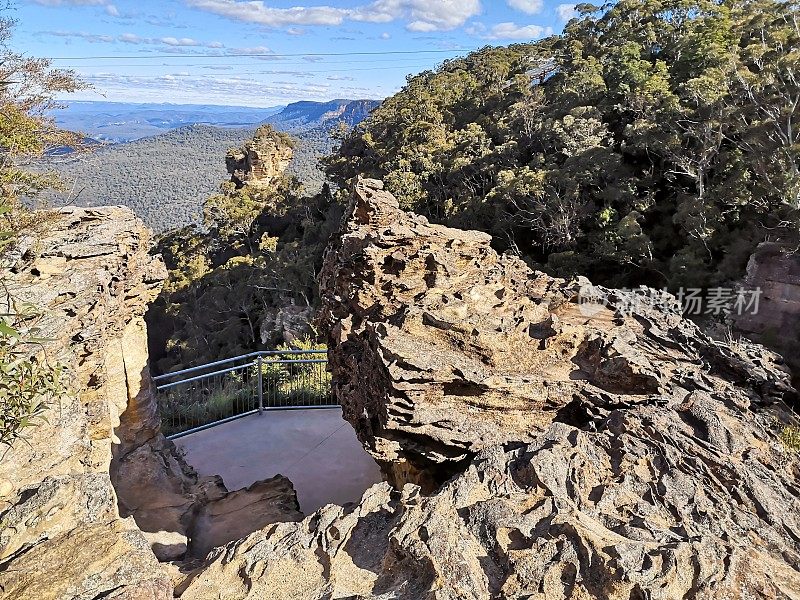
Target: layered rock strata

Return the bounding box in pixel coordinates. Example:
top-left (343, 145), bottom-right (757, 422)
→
top-left (178, 180), bottom-right (800, 599)
top-left (0, 206), bottom-right (174, 599)
top-left (0, 207), bottom-right (302, 599)
top-left (318, 180), bottom-right (795, 486)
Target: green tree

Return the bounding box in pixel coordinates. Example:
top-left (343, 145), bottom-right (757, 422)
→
top-left (327, 0), bottom-right (800, 290)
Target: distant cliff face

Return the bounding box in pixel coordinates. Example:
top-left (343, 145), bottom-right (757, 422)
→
top-left (263, 98), bottom-right (381, 132)
top-left (225, 125), bottom-right (294, 189)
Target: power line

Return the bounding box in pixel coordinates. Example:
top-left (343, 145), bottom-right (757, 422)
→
top-left (71, 63), bottom-right (438, 72)
top-left (48, 48), bottom-right (471, 61)
top-left (55, 55), bottom-right (457, 67)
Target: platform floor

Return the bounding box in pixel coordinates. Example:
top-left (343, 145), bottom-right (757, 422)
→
top-left (174, 408), bottom-right (383, 513)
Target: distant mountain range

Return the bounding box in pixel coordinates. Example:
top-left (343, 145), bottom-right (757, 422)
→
top-left (264, 99), bottom-right (380, 132)
top-left (38, 99), bottom-right (381, 232)
top-left (53, 99), bottom-right (380, 144)
top-left (53, 101), bottom-right (286, 143)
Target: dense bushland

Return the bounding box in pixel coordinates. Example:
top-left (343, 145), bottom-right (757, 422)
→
top-left (327, 0), bottom-right (800, 289)
top-left (40, 124), bottom-right (333, 233)
top-left (146, 169), bottom-right (341, 372)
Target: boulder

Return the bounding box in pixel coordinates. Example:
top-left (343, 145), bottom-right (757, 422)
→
top-left (318, 179), bottom-right (795, 486)
top-left (188, 476), bottom-right (302, 559)
top-left (178, 179), bottom-right (800, 599)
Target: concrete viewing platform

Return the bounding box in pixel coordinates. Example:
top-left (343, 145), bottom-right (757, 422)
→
top-left (173, 407), bottom-right (383, 514)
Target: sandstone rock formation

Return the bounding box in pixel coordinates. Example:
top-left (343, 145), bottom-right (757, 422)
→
top-left (0, 207), bottom-right (302, 598)
top-left (7, 186), bottom-right (800, 600)
top-left (187, 177), bottom-right (800, 598)
top-left (226, 125), bottom-right (293, 189)
top-left (735, 241), bottom-right (800, 377)
top-left (317, 180), bottom-right (792, 487)
top-left (0, 206), bottom-right (173, 599)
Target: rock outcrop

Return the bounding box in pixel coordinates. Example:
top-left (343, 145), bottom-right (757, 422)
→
top-left (226, 125), bottom-right (293, 189)
top-left (8, 186), bottom-right (800, 599)
top-left (0, 206), bottom-right (173, 599)
top-left (176, 180), bottom-right (800, 599)
top-left (0, 206), bottom-right (302, 599)
top-left (735, 241), bottom-right (800, 378)
top-left (259, 303), bottom-right (314, 346)
top-left (317, 180), bottom-right (794, 487)
top-left (174, 178), bottom-right (800, 599)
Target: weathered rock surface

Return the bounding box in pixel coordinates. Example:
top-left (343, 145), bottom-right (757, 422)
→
top-left (0, 207), bottom-right (303, 598)
top-left (188, 476), bottom-right (302, 559)
top-left (182, 405), bottom-right (800, 599)
top-left (735, 241), bottom-right (800, 377)
top-left (226, 124), bottom-right (293, 189)
top-left (170, 178), bottom-right (800, 599)
top-left (317, 180), bottom-right (793, 486)
top-left (0, 206), bottom-right (173, 599)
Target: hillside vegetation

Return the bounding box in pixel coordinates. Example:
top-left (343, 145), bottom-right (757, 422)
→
top-left (146, 127), bottom-right (340, 372)
top-left (40, 99), bottom-right (379, 233)
top-left (327, 0), bottom-right (800, 290)
top-left (40, 125), bottom-right (325, 232)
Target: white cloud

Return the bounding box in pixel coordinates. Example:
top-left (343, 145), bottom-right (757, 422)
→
top-left (49, 31), bottom-right (226, 48)
top-left (507, 0), bottom-right (543, 15)
top-left (380, 32), bottom-right (391, 39)
top-left (73, 70), bottom-right (379, 106)
top-left (119, 32), bottom-right (146, 44)
top-left (160, 37), bottom-right (204, 47)
top-left (485, 22), bottom-right (551, 40)
top-left (104, 4), bottom-right (119, 16)
top-left (228, 46), bottom-right (273, 55)
top-left (184, 0), bottom-right (481, 32)
top-left (45, 30), bottom-right (115, 42)
top-left (556, 3), bottom-right (578, 21)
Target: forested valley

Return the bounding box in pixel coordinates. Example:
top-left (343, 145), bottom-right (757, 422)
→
top-left (36, 99), bottom-right (379, 232)
top-left (145, 0), bottom-right (799, 372)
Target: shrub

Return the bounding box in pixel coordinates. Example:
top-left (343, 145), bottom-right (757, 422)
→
top-left (0, 316), bottom-right (65, 446)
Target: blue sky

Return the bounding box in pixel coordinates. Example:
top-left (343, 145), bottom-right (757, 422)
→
top-left (11, 0), bottom-right (578, 106)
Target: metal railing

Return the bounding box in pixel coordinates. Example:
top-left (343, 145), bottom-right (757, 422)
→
top-left (153, 349), bottom-right (335, 439)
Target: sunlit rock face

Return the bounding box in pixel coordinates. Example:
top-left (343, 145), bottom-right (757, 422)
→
top-left (0, 206), bottom-right (303, 598)
top-left (0, 206), bottom-right (173, 599)
top-left (168, 178), bottom-right (800, 599)
top-left (318, 179), bottom-right (795, 486)
top-left (183, 181), bottom-right (800, 600)
top-left (225, 125), bottom-right (293, 189)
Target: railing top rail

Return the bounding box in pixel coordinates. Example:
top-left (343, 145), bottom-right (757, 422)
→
top-left (156, 361), bottom-right (257, 390)
top-left (153, 349), bottom-right (328, 382)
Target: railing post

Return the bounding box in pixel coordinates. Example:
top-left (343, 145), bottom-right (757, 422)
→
top-left (257, 355), bottom-right (264, 414)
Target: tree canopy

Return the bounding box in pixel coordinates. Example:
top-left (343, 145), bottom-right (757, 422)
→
top-left (327, 0), bottom-right (800, 289)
